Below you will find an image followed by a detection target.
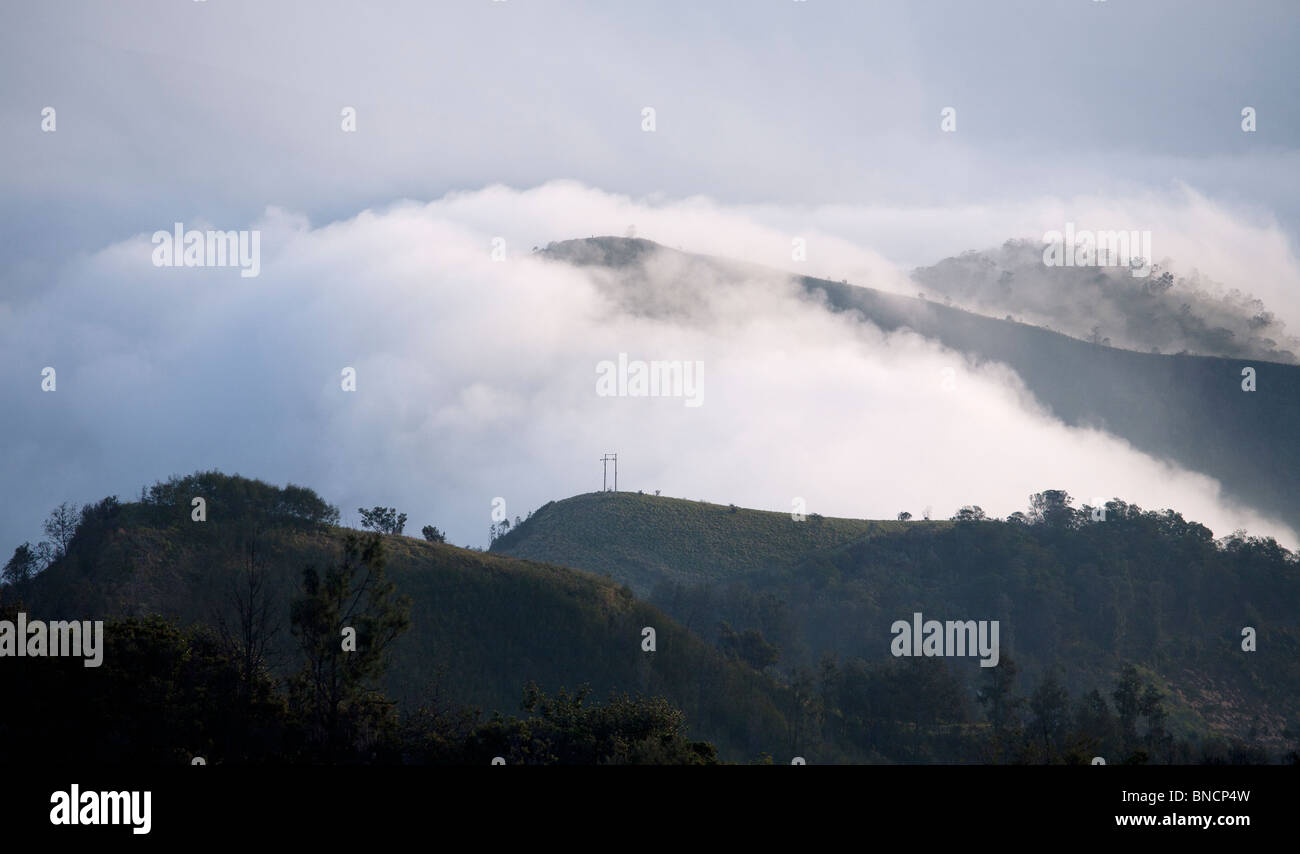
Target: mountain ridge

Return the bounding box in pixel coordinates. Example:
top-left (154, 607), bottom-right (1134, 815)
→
top-left (539, 237), bottom-right (1300, 534)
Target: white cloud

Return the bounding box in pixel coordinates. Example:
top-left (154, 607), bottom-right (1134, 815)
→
top-left (2, 183), bottom-right (1294, 553)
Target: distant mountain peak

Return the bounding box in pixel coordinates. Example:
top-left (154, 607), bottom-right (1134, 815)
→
top-left (540, 236), bottom-right (666, 268)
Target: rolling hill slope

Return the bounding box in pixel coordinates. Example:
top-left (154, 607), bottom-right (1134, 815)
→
top-left (10, 474), bottom-right (1299, 763)
top-left (542, 237), bottom-right (1300, 534)
top-left (489, 490), bottom-right (920, 595)
top-left (492, 490), bottom-right (1300, 752)
top-left (16, 479), bottom-right (792, 761)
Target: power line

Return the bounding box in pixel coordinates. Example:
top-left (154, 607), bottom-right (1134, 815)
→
top-left (600, 452), bottom-right (616, 493)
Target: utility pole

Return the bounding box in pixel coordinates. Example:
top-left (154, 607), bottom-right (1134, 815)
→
top-left (600, 453), bottom-right (618, 492)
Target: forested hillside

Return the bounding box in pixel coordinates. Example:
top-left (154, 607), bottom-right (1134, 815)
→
top-left (4, 473), bottom-right (789, 762)
top-left (493, 489), bottom-right (1300, 761)
top-left (6, 473), bottom-right (1297, 764)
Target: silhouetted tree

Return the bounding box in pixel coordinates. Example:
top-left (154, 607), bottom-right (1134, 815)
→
top-left (1112, 663), bottom-right (1143, 754)
top-left (2, 543), bottom-right (39, 586)
top-left (977, 655), bottom-right (1023, 736)
top-left (42, 501), bottom-right (80, 560)
top-left (358, 506), bottom-right (406, 536)
top-left (1029, 672), bottom-right (1069, 761)
top-left (1028, 490), bottom-right (1076, 528)
top-left (217, 532), bottom-right (282, 699)
top-left (290, 533), bottom-right (411, 759)
top-left (1141, 683), bottom-right (1170, 762)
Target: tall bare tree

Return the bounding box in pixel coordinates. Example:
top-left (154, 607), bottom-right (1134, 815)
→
top-left (217, 529), bottom-right (282, 696)
top-left (41, 502), bottom-right (80, 561)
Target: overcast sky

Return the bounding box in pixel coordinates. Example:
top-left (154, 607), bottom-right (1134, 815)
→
top-left (2, 1), bottom-right (1298, 551)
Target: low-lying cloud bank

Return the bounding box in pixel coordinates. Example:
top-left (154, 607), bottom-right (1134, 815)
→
top-left (1, 182), bottom-right (1296, 553)
top-left (912, 241), bottom-right (1300, 365)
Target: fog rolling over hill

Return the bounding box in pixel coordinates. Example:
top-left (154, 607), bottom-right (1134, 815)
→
top-left (5, 192), bottom-right (1295, 558)
top-left (6, 0), bottom-right (1300, 821)
top-left (543, 237), bottom-right (1300, 538)
top-left (912, 239), bottom-right (1300, 365)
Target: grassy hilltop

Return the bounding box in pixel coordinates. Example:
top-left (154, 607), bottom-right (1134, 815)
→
top-left (489, 490), bottom-right (933, 594)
